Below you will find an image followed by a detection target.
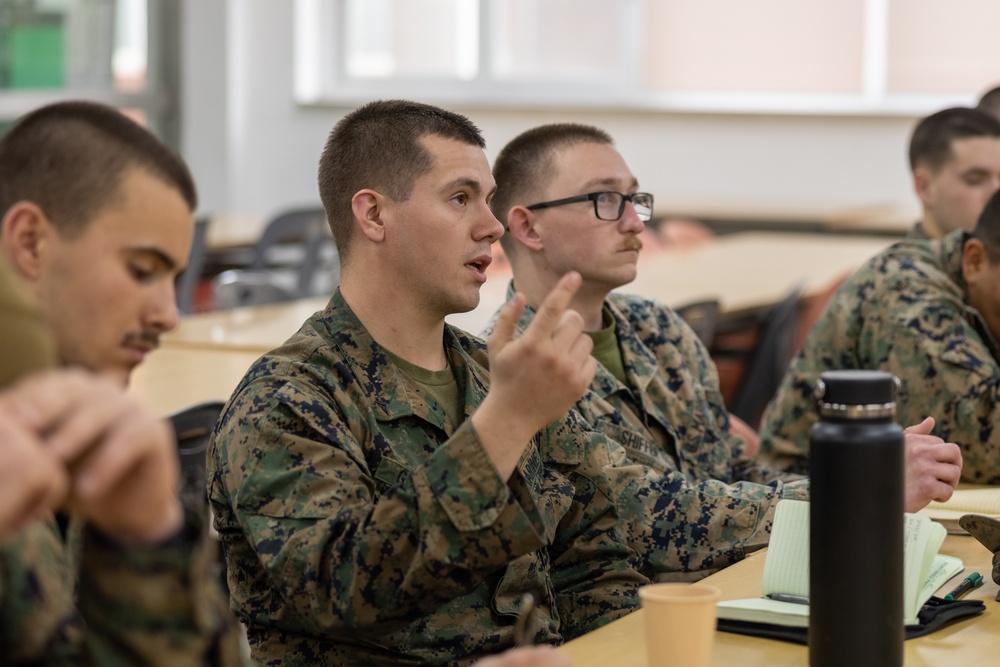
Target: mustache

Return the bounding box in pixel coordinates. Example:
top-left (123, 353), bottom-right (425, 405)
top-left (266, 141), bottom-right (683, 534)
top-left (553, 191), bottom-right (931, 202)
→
top-left (121, 330), bottom-right (161, 350)
top-left (619, 235), bottom-right (643, 252)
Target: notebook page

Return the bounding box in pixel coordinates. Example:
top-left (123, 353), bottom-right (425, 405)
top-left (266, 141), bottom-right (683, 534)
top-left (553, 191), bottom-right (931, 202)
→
top-left (761, 499), bottom-right (811, 597)
top-left (924, 488), bottom-right (1000, 514)
top-left (903, 514), bottom-right (946, 618)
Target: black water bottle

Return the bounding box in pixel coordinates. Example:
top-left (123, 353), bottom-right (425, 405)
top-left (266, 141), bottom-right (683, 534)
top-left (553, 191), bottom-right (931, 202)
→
top-left (809, 370), bottom-right (904, 667)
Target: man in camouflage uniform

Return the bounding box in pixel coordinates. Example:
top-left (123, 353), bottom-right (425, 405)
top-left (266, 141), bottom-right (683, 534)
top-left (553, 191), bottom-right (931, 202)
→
top-left (761, 188), bottom-right (1000, 484)
top-left (902, 107), bottom-right (1000, 241)
top-left (0, 102), bottom-right (242, 665)
top-left (486, 123), bottom-right (962, 579)
top-left (208, 100), bottom-right (648, 666)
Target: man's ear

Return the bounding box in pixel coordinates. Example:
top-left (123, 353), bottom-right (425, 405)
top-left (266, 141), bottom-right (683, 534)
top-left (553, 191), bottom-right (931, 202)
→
top-left (506, 205), bottom-right (544, 252)
top-left (913, 166), bottom-right (933, 207)
top-left (351, 190), bottom-right (385, 243)
top-left (1, 201), bottom-right (51, 281)
top-left (962, 238), bottom-right (989, 285)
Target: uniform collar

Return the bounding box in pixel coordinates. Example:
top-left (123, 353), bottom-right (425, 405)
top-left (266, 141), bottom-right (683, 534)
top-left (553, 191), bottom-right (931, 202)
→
top-left (317, 289), bottom-right (491, 429)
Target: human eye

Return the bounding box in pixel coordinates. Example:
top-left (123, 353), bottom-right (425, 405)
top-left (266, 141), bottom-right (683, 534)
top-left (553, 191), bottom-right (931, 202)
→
top-left (451, 192), bottom-right (469, 206)
top-left (129, 262), bottom-right (155, 282)
top-left (962, 170), bottom-right (990, 186)
top-left (593, 192), bottom-right (614, 204)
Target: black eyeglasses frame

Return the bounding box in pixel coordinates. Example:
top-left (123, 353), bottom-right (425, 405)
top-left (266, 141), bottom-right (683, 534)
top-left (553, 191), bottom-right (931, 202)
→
top-left (524, 191), bottom-right (654, 222)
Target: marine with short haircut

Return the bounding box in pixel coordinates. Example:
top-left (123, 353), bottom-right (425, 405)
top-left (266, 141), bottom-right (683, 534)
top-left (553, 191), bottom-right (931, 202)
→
top-left (761, 187), bottom-right (1000, 483)
top-left (487, 122), bottom-right (963, 579)
top-left (0, 101), bottom-right (242, 665)
top-left (905, 106), bottom-right (1000, 240)
top-left (209, 100), bottom-right (647, 666)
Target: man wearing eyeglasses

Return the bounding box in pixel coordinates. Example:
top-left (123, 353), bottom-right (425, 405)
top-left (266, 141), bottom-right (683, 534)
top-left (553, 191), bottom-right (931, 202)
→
top-left (485, 123), bottom-right (962, 579)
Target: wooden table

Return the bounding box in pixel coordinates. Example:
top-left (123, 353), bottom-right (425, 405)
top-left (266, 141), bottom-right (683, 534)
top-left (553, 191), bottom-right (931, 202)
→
top-left (560, 534), bottom-right (999, 666)
top-left (163, 232), bottom-right (894, 352)
top-left (204, 212), bottom-right (269, 250)
top-left (626, 232), bottom-right (892, 315)
top-left (662, 200), bottom-right (916, 235)
top-left (161, 297), bottom-right (329, 352)
top-left (127, 346), bottom-right (264, 415)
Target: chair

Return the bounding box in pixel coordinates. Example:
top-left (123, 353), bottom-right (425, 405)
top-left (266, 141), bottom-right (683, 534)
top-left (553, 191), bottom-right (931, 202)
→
top-left (674, 299), bottom-right (721, 348)
top-left (246, 207), bottom-right (334, 297)
top-left (211, 269), bottom-right (298, 310)
top-left (169, 400), bottom-right (225, 513)
top-left (210, 206), bottom-right (339, 310)
top-left (727, 286), bottom-right (803, 429)
top-left (175, 217), bottom-right (210, 315)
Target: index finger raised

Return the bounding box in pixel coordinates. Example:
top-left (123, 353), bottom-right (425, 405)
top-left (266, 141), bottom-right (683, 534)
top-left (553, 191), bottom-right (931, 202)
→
top-left (522, 271), bottom-right (582, 339)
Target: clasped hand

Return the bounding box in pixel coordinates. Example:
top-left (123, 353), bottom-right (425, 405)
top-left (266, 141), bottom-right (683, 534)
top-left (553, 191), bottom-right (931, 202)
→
top-left (0, 369), bottom-right (182, 544)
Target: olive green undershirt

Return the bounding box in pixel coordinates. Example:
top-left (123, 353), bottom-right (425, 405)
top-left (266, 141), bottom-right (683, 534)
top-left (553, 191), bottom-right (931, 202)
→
top-left (382, 348), bottom-right (464, 431)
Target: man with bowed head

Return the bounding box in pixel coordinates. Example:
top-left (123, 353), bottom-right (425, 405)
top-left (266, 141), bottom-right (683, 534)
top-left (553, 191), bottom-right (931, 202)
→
top-left (0, 101), bottom-right (242, 664)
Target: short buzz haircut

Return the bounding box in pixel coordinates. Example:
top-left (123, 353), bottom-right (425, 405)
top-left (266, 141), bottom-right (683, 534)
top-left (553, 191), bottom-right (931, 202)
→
top-left (317, 99), bottom-right (485, 263)
top-left (977, 85), bottom-right (1000, 123)
top-left (0, 100), bottom-right (197, 238)
top-left (972, 187), bottom-right (1000, 264)
top-left (490, 123), bottom-right (613, 256)
top-left (908, 107), bottom-right (1000, 173)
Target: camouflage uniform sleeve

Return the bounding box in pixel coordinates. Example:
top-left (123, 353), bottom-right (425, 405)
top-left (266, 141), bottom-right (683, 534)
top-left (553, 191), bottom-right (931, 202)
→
top-left (541, 414), bottom-right (648, 639)
top-left (213, 375), bottom-right (552, 633)
top-left (871, 304), bottom-right (1000, 483)
top-left (0, 518), bottom-right (80, 664)
top-left (760, 250), bottom-right (1000, 483)
top-left (675, 303), bottom-right (807, 490)
top-left (76, 510), bottom-right (245, 667)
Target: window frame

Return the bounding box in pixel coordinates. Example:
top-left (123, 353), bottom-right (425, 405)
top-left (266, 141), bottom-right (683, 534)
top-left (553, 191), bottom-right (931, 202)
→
top-left (293, 0), bottom-right (982, 116)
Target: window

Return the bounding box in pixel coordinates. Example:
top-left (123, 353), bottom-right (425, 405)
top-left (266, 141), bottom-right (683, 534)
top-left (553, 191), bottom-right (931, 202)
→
top-left (295, 0), bottom-right (1000, 115)
top-left (0, 0), bottom-right (178, 145)
top-left (295, 0), bottom-right (640, 107)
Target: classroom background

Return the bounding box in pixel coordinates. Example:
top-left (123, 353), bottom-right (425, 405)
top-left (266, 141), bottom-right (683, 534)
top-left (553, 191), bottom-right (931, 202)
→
top-left (3, 0), bottom-right (1000, 234)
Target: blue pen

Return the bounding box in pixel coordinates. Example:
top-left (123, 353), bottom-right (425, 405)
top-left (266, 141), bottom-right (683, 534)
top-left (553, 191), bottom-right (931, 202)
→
top-left (943, 572), bottom-right (983, 601)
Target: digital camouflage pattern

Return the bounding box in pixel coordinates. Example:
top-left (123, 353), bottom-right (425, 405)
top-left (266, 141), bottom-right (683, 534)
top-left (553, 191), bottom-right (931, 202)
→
top-left (483, 289), bottom-right (810, 580)
top-left (207, 289), bottom-right (647, 667)
top-left (759, 230), bottom-right (1000, 483)
top-left (0, 512), bottom-right (243, 666)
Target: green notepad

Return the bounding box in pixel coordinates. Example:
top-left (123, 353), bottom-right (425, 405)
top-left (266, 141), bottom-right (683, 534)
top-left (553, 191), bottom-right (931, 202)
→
top-left (717, 499), bottom-right (964, 627)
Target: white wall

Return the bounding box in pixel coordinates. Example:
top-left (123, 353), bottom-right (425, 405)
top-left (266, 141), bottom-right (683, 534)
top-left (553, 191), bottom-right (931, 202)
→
top-left (180, 1), bottom-right (920, 227)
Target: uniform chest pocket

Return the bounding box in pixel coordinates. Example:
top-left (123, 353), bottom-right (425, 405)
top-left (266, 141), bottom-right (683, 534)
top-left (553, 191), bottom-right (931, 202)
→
top-left (594, 421), bottom-right (674, 474)
top-left (372, 456), bottom-right (412, 492)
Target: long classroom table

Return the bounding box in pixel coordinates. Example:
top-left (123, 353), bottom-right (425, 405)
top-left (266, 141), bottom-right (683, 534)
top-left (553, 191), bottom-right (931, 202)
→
top-left (161, 231), bottom-right (895, 353)
top-left (559, 534), bottom-right (1000, 666)
top-left (128, 346), bottom-right (264, 415)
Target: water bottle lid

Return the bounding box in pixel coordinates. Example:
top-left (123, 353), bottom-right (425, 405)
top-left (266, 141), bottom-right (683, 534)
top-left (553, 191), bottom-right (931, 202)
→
top-left (814, 370), bottom-right (899, 418)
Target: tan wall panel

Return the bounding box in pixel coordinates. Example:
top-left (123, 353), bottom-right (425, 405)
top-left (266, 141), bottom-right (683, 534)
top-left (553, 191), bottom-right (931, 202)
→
top-left (887, 0), bottom-right (1000, 93)
top-left (645, 0), bottom-right (865, 92)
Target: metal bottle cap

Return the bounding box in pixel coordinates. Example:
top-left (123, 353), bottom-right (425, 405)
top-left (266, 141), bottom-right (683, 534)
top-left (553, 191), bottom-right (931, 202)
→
top-left (814, 370), bottom-right (899, 419)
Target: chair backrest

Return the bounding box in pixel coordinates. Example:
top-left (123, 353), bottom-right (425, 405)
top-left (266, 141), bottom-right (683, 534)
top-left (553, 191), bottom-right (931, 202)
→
top-left (674, 299), bottom-right (721, 348)
top-left (169, 400), bottom-right (225, 513)
top-left (728, 285), bottom-right (803, 429)
top-left (249, 207), bottom-right (334, 296)
top-left (175, 217), bottom-right (210, 315)
top-left (211, 268), bottom-right (297, 310)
